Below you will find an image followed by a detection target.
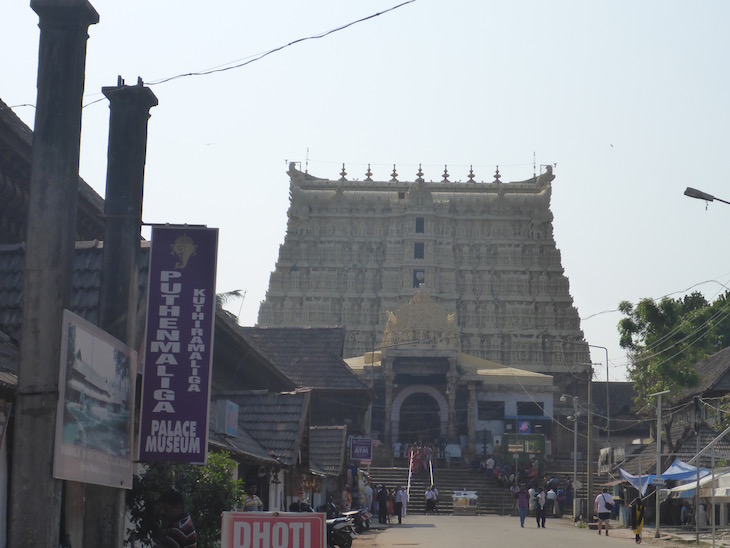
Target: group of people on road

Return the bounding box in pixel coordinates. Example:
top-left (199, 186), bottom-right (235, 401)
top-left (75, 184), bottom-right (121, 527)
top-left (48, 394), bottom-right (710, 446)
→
top-left (368, 483), bottom-right (408, 525)
top-left (514, 483), bottom-right (550, 528)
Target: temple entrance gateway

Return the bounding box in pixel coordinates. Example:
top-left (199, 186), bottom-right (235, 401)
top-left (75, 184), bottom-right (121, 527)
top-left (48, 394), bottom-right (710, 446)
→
top-left (390, 384), bottom-right (449, 446)
top-left (399, 392), bottom-right (441, 443)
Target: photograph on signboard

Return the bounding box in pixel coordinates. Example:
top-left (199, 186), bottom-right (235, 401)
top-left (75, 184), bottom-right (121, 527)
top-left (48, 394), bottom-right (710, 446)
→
top-left (53, 310), bottom-right (136, 488)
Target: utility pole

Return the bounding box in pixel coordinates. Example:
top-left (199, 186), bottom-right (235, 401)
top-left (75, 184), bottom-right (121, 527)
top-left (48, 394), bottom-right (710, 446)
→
top-left (586, 375), bottom-right (593, 522)
top-left (9, 1), bottom-right (98, 546)
top-left (694, 395), bottom-right (701, 545)
top-left (650, 389), bottom-right (669, 540)
top-left (83, 77), bottom-right (157, 547)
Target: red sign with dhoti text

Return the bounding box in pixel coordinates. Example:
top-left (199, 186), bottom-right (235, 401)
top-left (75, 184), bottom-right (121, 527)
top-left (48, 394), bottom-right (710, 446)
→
top-left (221, 512), bottom-right (326, 548)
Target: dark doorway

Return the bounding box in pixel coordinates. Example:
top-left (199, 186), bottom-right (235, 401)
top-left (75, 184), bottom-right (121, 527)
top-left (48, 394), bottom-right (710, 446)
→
top-left (399, 392), bottom-right (440, 444)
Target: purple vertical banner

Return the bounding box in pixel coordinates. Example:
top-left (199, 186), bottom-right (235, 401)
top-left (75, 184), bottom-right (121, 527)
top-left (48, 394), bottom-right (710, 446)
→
top-left (138, 226), bottom-right (218, 463)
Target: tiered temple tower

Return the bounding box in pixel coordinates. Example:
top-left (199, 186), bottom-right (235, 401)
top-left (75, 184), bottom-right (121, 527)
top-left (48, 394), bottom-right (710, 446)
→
top-left (258, 163), bottom-right (590, 382)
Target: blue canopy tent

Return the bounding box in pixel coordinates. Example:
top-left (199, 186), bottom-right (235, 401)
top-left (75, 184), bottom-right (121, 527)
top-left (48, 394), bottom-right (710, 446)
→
top-left (619, 458), bottom-right (710, 496)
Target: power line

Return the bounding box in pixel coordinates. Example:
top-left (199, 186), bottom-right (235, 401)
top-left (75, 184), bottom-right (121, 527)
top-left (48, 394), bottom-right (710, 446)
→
top-left (145, 1), bottom-right (415, 86)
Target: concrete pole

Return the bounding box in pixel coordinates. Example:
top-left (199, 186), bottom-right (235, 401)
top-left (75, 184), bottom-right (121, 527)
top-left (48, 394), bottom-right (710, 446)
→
top-left (8, 1), bottom-right (98, 547)
top-left (586, 375), bottom-right (594, 522)
top-left (650, 389), bottom-right (669, 540)
top-left (83, 77), bottom-right (157, 548)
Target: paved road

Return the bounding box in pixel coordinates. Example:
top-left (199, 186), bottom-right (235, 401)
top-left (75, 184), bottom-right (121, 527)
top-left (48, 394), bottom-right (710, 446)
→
top-left (353, 515), bottom-right (710, 547)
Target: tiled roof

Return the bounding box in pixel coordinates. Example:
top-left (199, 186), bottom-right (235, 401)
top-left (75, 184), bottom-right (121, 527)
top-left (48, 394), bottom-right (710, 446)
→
top-left (309, 425), bottom-right (347, 477)
top-left (208, 413), bottom-right (277, 465)
top-left (0, 241), bottom-right (150, 345)
top-left (0, 331), bottom-right (17, 395)
top-left (592, 381), bottom-right (637, 416)
top-left (677, 346), bottom-right (730, 403)
top-left (238, 327), bottom-right (368, 391)
top-left (617, 421), bottom-right (730, 475)
top-left (215, 390), bottom-right (311, 467)
top-left (0, 98), bottom-right (105, 243)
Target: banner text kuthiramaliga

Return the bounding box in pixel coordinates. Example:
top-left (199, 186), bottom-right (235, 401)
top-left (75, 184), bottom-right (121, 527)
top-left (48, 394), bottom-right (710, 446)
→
top-left (138, 226), bottom-right (218, 463)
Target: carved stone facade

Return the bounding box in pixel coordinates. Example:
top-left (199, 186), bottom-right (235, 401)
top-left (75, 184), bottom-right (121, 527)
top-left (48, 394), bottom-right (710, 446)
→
top-left (258, 163), bottom-right (590, 380)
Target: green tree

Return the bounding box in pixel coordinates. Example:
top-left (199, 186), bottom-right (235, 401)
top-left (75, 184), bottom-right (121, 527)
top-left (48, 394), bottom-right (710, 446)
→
top-left (126, 451), bottom-right (244, 547)
top-left (618, 290), bottom-right (730, 450)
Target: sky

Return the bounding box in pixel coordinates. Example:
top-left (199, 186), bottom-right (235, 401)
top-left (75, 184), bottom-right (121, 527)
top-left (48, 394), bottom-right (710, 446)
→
top-left (4, 1), bottom-right (730, 383)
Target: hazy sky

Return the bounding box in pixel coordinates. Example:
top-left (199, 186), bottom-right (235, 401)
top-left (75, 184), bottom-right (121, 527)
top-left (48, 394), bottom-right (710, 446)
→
top-left (4, 1), bottom-right (730, 383)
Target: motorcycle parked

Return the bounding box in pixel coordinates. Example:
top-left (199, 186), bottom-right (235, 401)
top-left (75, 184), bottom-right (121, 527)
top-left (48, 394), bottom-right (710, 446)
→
top-left (318, 498), bottom-right (357, 548)
top-left (342, 508), bottom-right (371, 534)
top-left (327, 515), bottom-right (355, 548)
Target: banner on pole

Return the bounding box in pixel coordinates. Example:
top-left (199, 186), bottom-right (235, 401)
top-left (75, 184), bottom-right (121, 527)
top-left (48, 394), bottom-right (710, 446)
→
top-left (138, 226), bottom-right (218, 463)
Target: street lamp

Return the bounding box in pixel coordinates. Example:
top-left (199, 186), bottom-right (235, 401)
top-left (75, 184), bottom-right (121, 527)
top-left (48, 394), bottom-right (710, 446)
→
top-left (684, 187), bottom-right (730, 205)
top-left (560, 393), bottom-right (581, 517)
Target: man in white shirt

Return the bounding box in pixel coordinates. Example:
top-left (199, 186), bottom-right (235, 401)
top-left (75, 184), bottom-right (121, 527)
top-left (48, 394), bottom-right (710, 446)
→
top-left (594, 487), bottom-right (615, 536)
top-left (395, 486), bottom-right (406, 524)
top-left (425, 486), bottom-right (436, 515)
top-left (546, 487), bottom-right (558, 516)
top-left (486, 456), bottom-right (495, 480)
top-left (363, 482), bottom-right (374, 513)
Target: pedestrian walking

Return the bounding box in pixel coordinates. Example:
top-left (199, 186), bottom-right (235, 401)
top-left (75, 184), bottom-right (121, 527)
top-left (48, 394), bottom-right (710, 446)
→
top-left (594, 487), bottom-right (615, 536)
top-left (535, 486), bottom-right (547, 528)
top-left (515, 484), bottom-right (530, 528)
top-left (629, 496), bottom-right (645, 544)
top-left (546, 486), bottom-right (558, 516)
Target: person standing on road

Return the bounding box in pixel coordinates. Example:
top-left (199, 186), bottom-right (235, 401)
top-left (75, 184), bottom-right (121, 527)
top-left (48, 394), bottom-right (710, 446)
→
top-left (363, 481), bottom-right (374, 513)
top-left (594, 487), bottom-right (615, 536)
top-left (515, 483), bottom-right (530, 527)
top-left (425, 485), bottom-right (436, 515)
top-left (394, 486), bottom-right (405, 524)
top-left (377, 485), bottom-right (389, 524)
top-left (535, 486), bottom-right (547, 528)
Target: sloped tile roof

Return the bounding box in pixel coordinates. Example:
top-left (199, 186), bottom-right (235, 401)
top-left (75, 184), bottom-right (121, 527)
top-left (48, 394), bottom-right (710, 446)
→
top-left (0, 98), bottom-right (105, 243)
top-left (618, 421), bottom-right (730, 475)
top-left (208, 411), bottom-right (277, 465)
top-left (309, 425), bottom-right (347, 477)
top-left (677, 346), bottom-right (730, 403)
top-left (592, 381), bottom-right (637, 416)
top-left (216, 390), bottom-right (311, 467)
top-left (0, 331), bottom-right (17, 395)
top-left (238, 327), bottom-right (368, 391)
top-left (0, 241), bottom-right (150, 345)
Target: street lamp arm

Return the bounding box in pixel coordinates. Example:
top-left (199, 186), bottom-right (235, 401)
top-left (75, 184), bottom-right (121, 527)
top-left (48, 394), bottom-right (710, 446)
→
top-left (685, 187), bottom-right (730, 206)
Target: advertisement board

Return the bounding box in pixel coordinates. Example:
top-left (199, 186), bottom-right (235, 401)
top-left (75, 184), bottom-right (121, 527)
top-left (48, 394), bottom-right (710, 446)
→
top-left (53, 310), bottom-right (136, 488)
top-left (138, 226), bottom-right (218, 463)
top-left (221, 512), bottom-right (326, 548)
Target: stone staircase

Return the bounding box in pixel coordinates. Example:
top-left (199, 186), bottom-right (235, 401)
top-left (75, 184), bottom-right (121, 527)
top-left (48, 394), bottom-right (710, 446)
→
top-left (366, 466), bottom-right (515, 515)
top-left (366, 462), bottom-right (611, 517)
